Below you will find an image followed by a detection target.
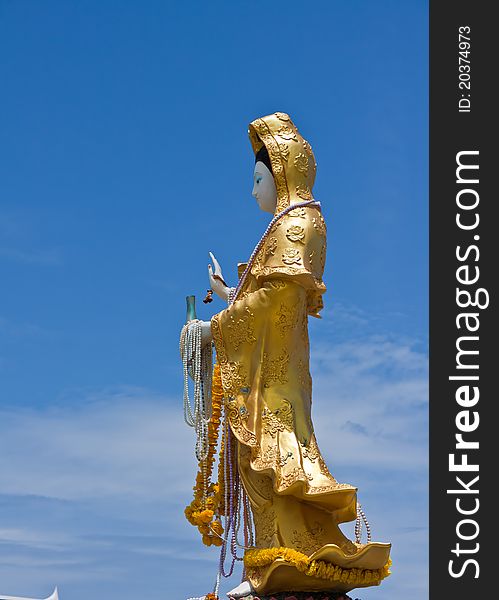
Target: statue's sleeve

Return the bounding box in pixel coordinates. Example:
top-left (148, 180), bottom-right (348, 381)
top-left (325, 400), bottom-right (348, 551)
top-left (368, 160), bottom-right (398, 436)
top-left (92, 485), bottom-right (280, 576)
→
top-left (210, 277), bottom-right (312, 445)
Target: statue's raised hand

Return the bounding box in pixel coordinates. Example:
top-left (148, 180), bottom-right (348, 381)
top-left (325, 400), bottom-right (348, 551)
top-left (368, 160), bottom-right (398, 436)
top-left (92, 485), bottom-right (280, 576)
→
top-left (208, 251), bottom-right (230, 302)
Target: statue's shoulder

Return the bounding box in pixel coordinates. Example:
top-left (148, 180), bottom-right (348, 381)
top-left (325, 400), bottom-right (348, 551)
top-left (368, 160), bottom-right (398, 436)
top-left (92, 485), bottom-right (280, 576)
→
top-left (280, 204), bottom-right (327, 240)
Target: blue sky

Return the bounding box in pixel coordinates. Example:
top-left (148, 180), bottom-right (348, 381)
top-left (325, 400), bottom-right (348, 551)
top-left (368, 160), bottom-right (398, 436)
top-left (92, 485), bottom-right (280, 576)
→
top-left (0, 1), bottom-right (428, 599)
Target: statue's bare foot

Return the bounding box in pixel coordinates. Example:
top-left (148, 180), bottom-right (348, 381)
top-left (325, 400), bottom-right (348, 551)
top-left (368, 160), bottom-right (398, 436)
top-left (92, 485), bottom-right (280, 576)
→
top-left (227, 580), bottom-right (254, 598)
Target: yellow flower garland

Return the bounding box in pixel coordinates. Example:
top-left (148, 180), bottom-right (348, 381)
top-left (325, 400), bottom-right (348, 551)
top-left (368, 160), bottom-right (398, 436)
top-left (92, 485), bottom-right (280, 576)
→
top-left (184, 362), bottom-right (225, 547)
top-left (244, 547), bottom-right (392, 587)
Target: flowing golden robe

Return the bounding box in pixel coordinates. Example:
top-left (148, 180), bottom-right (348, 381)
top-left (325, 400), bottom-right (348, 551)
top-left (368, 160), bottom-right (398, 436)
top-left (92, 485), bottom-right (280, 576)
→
top-left (211, 113), bottom-right (391, 594)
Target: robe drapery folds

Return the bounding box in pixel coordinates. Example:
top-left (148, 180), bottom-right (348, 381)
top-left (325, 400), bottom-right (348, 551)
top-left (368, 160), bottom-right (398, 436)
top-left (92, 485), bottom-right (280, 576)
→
top-left (210, 113), bottom-right (391, 594)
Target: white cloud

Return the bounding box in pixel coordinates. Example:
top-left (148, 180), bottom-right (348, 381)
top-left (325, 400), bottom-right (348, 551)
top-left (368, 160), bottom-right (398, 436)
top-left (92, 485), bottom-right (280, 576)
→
top-left (0, 528), bottom-right (71, 551)
top-left (310, 330), bottom-right (428, 473)
top-left (0, 388), bottom-right (197, 501)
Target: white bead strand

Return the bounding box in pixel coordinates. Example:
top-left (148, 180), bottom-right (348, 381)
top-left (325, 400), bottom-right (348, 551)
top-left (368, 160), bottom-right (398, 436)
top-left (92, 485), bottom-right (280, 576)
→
top-left (179, 319), bottom-right (213, 462)
top-left (355, 502), bottom-right (372, 544)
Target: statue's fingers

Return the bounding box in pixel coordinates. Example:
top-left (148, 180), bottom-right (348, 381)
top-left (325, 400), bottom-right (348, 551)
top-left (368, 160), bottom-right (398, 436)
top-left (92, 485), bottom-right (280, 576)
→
top-left (209, 251), bottom-right (223, 278)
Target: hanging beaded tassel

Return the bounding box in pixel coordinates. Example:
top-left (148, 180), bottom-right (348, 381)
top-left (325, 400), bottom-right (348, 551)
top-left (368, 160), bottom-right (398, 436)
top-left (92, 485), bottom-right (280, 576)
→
top-left (180, 319), bottom-right (213, 462)
top-left (355, 502), bottom-right (372, 544)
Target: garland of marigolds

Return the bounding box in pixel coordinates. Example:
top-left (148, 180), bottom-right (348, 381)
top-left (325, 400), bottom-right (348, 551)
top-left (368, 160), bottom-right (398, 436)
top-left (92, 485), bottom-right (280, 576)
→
top-left (184, 362), bottom-right (225, 547)
top-left (244, 548), bottom-right (392, 587)
top-left (184, 360), bottom-right (253, 600)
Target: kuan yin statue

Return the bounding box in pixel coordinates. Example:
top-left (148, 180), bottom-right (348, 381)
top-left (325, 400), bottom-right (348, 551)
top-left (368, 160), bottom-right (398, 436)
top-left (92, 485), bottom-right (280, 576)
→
top-left (180, 112), bottom-right (391, 600)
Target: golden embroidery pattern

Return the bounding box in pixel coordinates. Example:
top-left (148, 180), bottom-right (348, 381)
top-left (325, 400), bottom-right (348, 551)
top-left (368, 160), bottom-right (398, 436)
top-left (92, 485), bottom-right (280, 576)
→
top-left (211, 315), bottom-right (257, 446)
top-left (309, 249), bottom-right (316, 271)
top-left (248, 114), bottom-right (318, 213)
top-left (252, 250), bottom-right (263, 274)
top-left (293, 152), bottom-right (309, 176)
top-left (262, 349), bottom-right (290, 387)
top-left (320, 241), bottom-right (327, 269)
top-left (296, 183), bottom-right (312, 199)
top-left (291, 523), bottom-right (326, 555)
top-left (312, 215), bottom-right (326, 236)
top-left (220, 361), bottom-right (249, 398)
top-left (278, 142), bottom-right (290, 162)
top-left (301, 435), bottom-right (320, 462)
top-left (253, 507), bottom-right (278, 547)
top-left (288, 207), bottom-right (307, 218)
top-left (227, 306), bottom-right (256, 351)
top-left (307, 482), bottom-right (355, 494)
top-left (210, 313), bottom-right (227, 363)
top-left (275, 301), bottom-right (300, 338)
top-left (252, 443), bottom-right (279, 470)
top-left (254, 264), bottom-right (325, 288)
top-left (297, 358), bottom-right (312, 396)
top-left (276, 125), bottom-right (298, 141)
top-left (302, 138), bottom-right (314, 158)
top-left (300, 436), bottom-right (336, 480)
top-left (277, 466), bottom-right (309, 490)
top-left (262, 399), bottom-right (294, 437)
top-left (263, 236), bottom-right (278, 258)
top-left (227, 398), bottom-right (257, 446)
top-left (286, 225), bottom-right (305, 244)
top-left (251, 257), bottom-right (327, 295)
top-left (282, 248), bottom-right (302, 265)
top-left (265, 279), bottom-right (286, 290)
top-left (280, 450), bottom-right (294, 467)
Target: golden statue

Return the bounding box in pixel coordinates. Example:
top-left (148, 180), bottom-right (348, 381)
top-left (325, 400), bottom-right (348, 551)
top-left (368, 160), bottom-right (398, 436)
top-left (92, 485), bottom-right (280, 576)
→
top-left (180, 112), bottom-right (391, 600)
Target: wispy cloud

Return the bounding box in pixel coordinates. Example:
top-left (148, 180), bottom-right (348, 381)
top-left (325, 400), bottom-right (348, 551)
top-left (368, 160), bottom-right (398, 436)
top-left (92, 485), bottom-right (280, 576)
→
top-left (0, 388), bottom-right (196, 501)
top-left (311, 332), bottom-right (428, 471)
top-left (0, 528), bottom-right (71, 551)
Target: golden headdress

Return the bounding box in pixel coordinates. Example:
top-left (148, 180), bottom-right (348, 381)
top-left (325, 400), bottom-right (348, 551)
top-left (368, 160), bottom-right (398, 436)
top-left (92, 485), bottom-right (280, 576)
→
top-left (249, 112), bottom-right (317, 215)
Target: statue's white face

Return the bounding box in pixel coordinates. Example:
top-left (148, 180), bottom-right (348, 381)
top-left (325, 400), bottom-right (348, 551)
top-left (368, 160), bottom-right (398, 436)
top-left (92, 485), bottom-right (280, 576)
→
top-left (252, 161), bottom-right (277, 214)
